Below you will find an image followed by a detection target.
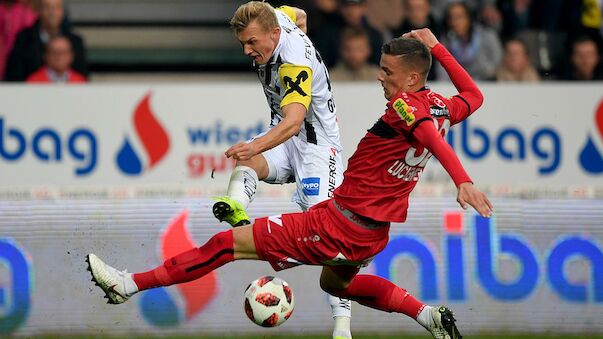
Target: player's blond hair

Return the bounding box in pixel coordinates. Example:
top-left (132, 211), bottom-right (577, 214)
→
top-left (230, 1), bottom-right (278, 34)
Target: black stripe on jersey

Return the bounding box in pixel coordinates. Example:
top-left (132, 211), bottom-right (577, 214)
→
top-left (304, 119), bottom-right (318, 144)
top-left (455, 95), bottom-right (471, 115)
top-left (367, 118), bottom-right (399, 139)
top-left (408, 117), bottom-right (434, 136)
top-left (264, 63), bottom-right (272, 86)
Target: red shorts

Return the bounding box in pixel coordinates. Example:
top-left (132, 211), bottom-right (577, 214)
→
top-left (252, 199), bottom-right (390, 271)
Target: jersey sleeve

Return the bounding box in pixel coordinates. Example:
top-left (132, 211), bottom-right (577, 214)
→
top-left (431, 43), bottom-right (484, 125)
top-left (276, 6), bottom-right (297, 23)
top-left (413, 120), bottom-right (472, 186)
top-left (382, 91), bottom-right (432, 137)
top-left (279, 63), bottom-right (313, 109)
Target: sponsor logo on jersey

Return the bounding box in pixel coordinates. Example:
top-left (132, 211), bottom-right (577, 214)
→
top-left (301, 177), bottom-right (320, 196)
top-left (393, 98), bottom-right (416, 126)
top-left (430, 106), bottom-right (450, 117)
top-left (328, 154), bottom-right (337, 198)
top-left (283, 70), bottom-right (309, 97)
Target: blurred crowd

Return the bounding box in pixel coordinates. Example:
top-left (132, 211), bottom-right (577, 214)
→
top-left (1, 0), bottom-right (602, 83)
top-left (284, 0), bottom-right (603, 81)
top-left (0, 0), bottom-right (87, 83)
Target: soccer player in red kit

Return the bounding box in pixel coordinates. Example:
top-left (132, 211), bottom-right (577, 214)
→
top-left (87, 28), bottom-right (492, 339)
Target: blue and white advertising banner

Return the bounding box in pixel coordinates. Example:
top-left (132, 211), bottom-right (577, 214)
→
top-left (0, 198), bottom-right (601, 336)
top-left (0, 84), bottom-right (601, 195)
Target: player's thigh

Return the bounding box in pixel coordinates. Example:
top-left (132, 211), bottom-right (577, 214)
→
top-left (232, 225), bottom-right (259, 260)
top-left (291, 142), bottom-right (344, 209)
top-left (262, 139), bottom-right (295, 184)
top-left (320, 266), bottom-right (359, 290)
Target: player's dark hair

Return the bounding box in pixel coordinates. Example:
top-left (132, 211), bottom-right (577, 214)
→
top-left (382, 38), bottom-right (432, 78)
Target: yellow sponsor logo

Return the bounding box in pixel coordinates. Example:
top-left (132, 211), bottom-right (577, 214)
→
top-left (279, 64), bottom-right (312, 109)
top-left (393, 98), bottom-right (416, 126)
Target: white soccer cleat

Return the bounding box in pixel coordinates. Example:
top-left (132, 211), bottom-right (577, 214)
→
top-left (86, 253), bottom-right (132, 304)
top-left (426, 306), bottom-right (462, 339)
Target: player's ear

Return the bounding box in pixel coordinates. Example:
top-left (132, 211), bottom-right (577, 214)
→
top-left (408, 71), bottom-right (420, 87)
top-left (271, 26), bottom-right (281, 40)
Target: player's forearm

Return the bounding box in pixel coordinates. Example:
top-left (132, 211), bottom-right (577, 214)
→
top-left (252, 118), bottom-right (302, 153)
top-left (413, 121), bottom-right (472, 187)
top-left (431, 43), bottom-right (483, 112)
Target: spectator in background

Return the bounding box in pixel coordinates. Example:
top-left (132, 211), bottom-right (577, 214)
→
top-left (495, 38), bottom-right (540, 81)
top-left (561, 36), bottom-right (603, 80)
top-left (339, 0), bottom-right (383, 65)
top-left (560, 0), bottom-right (603, 47)
top-left (497, 0), bottom-right (533, 41)
top-left (305, 0), bottom-right (344, 67)
top-left (392, 0), bottom-right (440, 79)
top-left (394, 0), bottom-right (441, 38)
top-left (438, 1), bottom-right (502, 80)
top-left (365, 0), bottom-right (405, 41)
top-left (431, 0), bottom-right (502, 30)
top-left (0, 0), bottom-right (37, 79)
top-left (5, 0), bottom-right (87, 81)
top-left (26, 35), bottom-right (86, 83)
top-left (330, 26), bottom-right (380, 81)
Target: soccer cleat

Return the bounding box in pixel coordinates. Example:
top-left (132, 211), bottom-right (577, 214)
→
top-left (212, 196), bottom-right (251, 227)
top-left (426, 306), bottom-right (462, 339)
top-left (86, 253), bottom-right (132, 304)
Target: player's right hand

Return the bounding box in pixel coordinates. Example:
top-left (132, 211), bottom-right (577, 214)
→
top-left (456, 182), bottom-right (493, 218)
top-left (225, 141), bottom-right (260, 161)
top-left (401, 28), bottom-right (439, 50)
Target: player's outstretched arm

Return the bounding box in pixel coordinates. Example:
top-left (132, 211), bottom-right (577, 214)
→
top-left (225, 103), bottom-right (305, 161)
top-left (413, 119), bottom-right (493, 217)
top-left (404, 28), bottom-right (483, 118)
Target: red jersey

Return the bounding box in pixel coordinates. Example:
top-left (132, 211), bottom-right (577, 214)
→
top-left (26, 67), bottom-right (87, 83)
top-left (334, 43), bottom-right (483, 222)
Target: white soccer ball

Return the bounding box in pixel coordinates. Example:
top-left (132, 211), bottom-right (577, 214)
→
top-left (243, 275), bottom-right (295, 327)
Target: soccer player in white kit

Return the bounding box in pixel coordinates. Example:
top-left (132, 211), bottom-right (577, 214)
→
top-left (212, 2), bottom-right (353, 338)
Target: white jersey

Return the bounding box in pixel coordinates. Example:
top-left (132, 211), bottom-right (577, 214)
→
top-left (255, 10), bottom-right (342, 151)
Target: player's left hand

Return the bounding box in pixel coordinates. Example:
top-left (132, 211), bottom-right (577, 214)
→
top-left (402, 28), bottom-right (439, 50)
top-left (225, 142), bottom-right (260, 161)
top-left (456, 182), bottom-right (493, 218)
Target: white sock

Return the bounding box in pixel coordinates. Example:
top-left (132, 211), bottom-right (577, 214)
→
top-left (124, 273), bottom-right (139, 297)
top-left (226, 166), bottom-right (258, 208)
top-left (416, 305), bottom-right (433, 330)
top-left (328, 294), bottom-right (352, 339)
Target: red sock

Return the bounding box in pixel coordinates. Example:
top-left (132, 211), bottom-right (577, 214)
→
top-left (133, 230), bottom-right (234, 291)
top-left (329, 274), bottom-right (425, 319)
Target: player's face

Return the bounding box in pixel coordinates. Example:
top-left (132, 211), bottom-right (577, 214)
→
top-left (236, 20), bottom-right (280, 65)
top-left (378, 53), bottom-right (416, 100)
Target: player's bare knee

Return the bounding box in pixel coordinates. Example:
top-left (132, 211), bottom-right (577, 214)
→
top-left (320, 268), bottom-right (351, 292)
top-left (236, 156), bottom-right (269, 179)
top-left (232, 225), bottom-right (259, 259)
